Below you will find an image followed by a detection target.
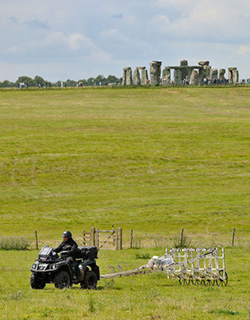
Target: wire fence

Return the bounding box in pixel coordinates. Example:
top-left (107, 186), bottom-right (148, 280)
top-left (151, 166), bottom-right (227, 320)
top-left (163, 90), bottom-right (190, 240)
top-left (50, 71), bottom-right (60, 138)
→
top-left (0, 228), bottom-right (249, 251)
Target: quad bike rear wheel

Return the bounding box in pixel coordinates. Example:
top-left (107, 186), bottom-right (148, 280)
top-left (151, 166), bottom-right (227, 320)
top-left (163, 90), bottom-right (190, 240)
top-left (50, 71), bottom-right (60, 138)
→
top-left (54, 271), bottom-right (71, 289)
top-left (81, 270), bottom-right (97, 289)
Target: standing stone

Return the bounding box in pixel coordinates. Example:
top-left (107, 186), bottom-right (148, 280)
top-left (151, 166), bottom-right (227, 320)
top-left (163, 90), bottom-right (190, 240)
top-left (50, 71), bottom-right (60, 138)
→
top-left (204, 65), bottom-right (211, 79)
top-left (218, 69), bottom-right (226, 83)
top-left (228, 68), bottom-right (233, 84)
top-left (233, 69), bottom-right (239, 84)
top-left (162, 67), bottom-right (171, 85)
top-left (133, 68), bottom-right (140, 85)
top-left (199, 68), bottom-right (207, 85)
top-left (190, 70), bottom-right (199, 85)
top-left (180, 59), bottom-right (188, 80)
top-left (174, 68), bottom-right (182, 85)
top-left (122, 67), bottom-right (133, 85)
top-left (150, 61), bottom-right (162, 85)
top-left (210, 69), bottom-right (218, 84)
top-left (228, 67), bottom-right (239, 84)
top-left (198, 61), bottom-right (211, 80)
top-left (140, 67), bottom-right (148, 85)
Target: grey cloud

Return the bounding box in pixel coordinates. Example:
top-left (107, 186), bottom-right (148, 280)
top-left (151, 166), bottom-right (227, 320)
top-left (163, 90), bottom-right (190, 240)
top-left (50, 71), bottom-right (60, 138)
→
top-left (24, 19), bottom-right (50, 30)
top-left (10, 16), bottom-right (18, 24)
top-left (112, 14), bottom-right (123, 19)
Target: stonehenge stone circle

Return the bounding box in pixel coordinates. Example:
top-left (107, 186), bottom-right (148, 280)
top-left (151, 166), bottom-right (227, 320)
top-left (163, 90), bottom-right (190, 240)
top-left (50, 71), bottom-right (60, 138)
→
top-left (122, 60), bottom-right (239, 86)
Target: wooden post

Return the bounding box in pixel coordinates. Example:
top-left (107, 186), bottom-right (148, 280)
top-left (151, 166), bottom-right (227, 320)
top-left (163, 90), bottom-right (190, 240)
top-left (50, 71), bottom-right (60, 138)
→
top-left (120, 228), bottom-right (123, 250)
top-left (90, 227), bottom-right (95, 246)
top-left (83, 230), bottom-right (85, 246)
top-left (130, 229), bottom-right (133, 248)
top-left (95, 228), bottom-right (99, 250)
top-left (115, 228), bottom-right (119, 250)
top-left (232, 228), bottom-right (235, 247)
top-left (180, 228), bottom-right (184, 247)
top-left (35, 231), bottom-right (38, 250)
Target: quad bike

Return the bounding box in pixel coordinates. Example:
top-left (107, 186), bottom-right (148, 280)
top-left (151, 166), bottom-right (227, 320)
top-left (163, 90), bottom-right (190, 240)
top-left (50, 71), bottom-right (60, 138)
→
top-left (30, 245), bottom-right (99, 289)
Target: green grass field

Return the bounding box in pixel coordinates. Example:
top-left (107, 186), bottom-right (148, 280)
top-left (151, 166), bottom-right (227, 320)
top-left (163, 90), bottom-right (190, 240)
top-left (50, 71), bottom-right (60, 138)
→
top-left (0, 86), bottom-right (249, 319)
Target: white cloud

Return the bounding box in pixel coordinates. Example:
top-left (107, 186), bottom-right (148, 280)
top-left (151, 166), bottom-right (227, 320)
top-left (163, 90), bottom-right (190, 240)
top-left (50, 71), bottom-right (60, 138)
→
top-left (0, 0), bottom-right (250, 81)
top-left (238, 45), bottom-right (250, 55)
top-left (151, 0), bottom-right (250, 44)
top-left (36, 32), bottom-right (94, 51)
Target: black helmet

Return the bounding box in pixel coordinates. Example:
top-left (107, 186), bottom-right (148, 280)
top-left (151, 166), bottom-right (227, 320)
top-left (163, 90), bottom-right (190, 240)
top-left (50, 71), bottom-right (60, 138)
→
top-left (63, 231), bottom-right (72, 239)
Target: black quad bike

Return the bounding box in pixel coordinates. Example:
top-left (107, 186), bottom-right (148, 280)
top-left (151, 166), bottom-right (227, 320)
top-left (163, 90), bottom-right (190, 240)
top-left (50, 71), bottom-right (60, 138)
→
top-left (30, 245), bottom-right (100, 289)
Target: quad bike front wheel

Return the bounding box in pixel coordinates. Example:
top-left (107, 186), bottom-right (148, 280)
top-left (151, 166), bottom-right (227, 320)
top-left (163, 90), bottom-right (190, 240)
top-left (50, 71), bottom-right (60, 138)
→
top-left (30, 274), bottom-right (46, 289)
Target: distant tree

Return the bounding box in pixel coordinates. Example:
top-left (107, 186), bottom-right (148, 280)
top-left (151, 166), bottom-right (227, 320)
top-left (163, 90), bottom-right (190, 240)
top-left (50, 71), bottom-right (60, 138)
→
top-left (1, 74), bottom-right (122, 88)
top-left (65, 79), bottom-right (77, 87)
top-left (0, 80), bottom-right (15, 88)
top-left (78, 79), bottom-right (88, 86)
top-left (94, 74), bottom-right (106, 85)
top-left (16, 76), bottom-right (37, 87)
top-left (87, 77), bottom-right (95, 86)
top-left (54, 81), bottom-right (62, 87)
top-left (106, 75), bottom-right (119, 84)
top-left (34, 75), bottom-right (46, 87)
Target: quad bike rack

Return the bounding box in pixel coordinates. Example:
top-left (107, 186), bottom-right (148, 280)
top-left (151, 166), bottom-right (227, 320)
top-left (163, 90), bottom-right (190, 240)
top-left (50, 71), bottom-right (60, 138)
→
top-left (101, 247), bottom-right (228, 286)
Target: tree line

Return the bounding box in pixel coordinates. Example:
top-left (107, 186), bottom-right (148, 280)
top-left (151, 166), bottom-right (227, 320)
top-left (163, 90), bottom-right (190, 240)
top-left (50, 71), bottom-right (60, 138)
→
top-left (0, 74), bottom-right (122, 88)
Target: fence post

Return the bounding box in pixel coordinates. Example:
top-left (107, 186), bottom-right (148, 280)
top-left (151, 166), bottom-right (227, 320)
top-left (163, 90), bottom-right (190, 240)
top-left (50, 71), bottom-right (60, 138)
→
top-left (232, 228), bottom-right (235, 247)
top-left (180, 228), bottom-right (184, 247)
top-left (83, 230), bottom-right (85, 246)
top-left (90, 227), bottom-right (95, 246)
top-left (35, 231), bottom-right (38, 250)
top-left (115, 228), bottom-right (119, 250)
top-left (115, 228), bottom-right (122, 250)
top-left (119, 228), bottom-right (123, 250)
top-left (130, 229), bottom-right (133, 249)
top-left (95, 228), bottom-right (99, 250)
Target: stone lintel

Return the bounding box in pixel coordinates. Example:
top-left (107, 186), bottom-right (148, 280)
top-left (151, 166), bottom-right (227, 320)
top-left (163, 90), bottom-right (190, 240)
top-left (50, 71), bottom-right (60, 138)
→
top-left (198, 61), bottom-right (209, 66)
top-left (165, 66), bottom-right (202, 69)
top-left (136, 67), bottom-right (146, 70)
top-left (151, 61), bottom-right (162, 65)
top-left (123, 67), bottom-right (131, 70)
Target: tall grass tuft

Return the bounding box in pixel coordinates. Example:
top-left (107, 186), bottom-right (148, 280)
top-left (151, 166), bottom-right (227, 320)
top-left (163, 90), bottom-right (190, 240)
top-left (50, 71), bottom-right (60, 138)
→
top-left (0, 236), bottom-right (31, 250)
top-left (88, 297), bottom-right (95, 313)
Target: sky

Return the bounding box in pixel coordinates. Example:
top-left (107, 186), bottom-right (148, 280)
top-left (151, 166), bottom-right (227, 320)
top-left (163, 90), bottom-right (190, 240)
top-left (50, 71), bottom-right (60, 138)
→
top-left (0, 0), bottom-right (250, 82)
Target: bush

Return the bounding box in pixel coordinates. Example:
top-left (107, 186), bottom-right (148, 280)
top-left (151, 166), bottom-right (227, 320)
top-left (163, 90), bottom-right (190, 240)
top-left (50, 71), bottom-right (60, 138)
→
top-left (172, 235), bottom-right (192, 249)
top-left (135, 252), bottom-right (151, 260)
top-left (0, 236), bottom-right (31, 250)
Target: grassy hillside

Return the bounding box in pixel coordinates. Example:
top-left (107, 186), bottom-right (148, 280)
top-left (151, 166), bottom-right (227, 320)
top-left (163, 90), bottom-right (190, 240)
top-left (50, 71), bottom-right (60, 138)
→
top-left (0, 86), bottom-right (249, 244)
top-left (0, 86), bottom-right (249, 320)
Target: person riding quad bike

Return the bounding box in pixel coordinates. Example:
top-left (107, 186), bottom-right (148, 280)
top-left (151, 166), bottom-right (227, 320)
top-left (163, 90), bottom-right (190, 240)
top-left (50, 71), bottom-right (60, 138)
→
top-left (30, 231), bottom-right (99, 289)
top-left (54, 231), bottom-right (78, 268)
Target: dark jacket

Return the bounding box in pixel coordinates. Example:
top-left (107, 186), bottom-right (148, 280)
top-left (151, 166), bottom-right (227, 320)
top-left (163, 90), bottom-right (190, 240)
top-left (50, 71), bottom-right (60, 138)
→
top-left (54, 238), bottom-right (78, 257)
